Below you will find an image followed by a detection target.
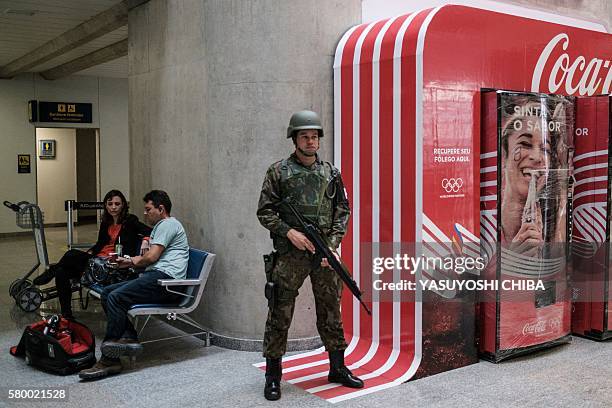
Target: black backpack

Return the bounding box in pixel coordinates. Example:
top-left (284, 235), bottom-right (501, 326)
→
top-left (10, 316), bottom-right (96, 375)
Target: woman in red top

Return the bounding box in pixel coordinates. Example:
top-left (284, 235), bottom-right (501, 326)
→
top-left (34, 190), bottom-right (151, 319)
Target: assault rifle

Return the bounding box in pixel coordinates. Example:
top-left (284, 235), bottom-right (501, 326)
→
top-left (283, 200), bottom-right (372, 315)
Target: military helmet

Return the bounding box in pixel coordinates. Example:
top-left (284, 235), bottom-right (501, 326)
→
top-left (286, 110), bottom-right (324, 138)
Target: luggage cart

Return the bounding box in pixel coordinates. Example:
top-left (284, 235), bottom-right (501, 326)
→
top-left (5, 200), bottom-right (136, 313)
top-left (4, 201), bottom-right (51, 312)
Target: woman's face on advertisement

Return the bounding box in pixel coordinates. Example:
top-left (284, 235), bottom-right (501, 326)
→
top-left (504, 116), bottom-right (552, 198)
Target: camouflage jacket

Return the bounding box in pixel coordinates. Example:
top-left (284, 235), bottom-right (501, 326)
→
top-left (257, 153), bottom-right (350, 251)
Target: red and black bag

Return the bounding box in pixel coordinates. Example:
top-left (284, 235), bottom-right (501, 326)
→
top-left (10, 316), bottom-right (96, 375)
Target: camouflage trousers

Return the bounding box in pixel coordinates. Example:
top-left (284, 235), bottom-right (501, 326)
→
top-left (263, 249), bottom-right (348, 359)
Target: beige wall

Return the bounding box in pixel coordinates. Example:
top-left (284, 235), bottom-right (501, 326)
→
top-left (36, 128), bottom-right (77, 225)
top-left (0, 78), bottom-right (35, 233)
top-left (0, 74), bottom-right (128, 234)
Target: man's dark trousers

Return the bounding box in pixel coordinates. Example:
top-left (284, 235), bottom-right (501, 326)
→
top-left (100, 270), bottom-right (180, 341)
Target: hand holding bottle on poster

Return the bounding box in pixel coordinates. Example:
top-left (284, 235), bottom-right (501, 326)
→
top-left (510, 170), bottom-right (544, 258)
top-left (500, 94), bottom-right (573, 258)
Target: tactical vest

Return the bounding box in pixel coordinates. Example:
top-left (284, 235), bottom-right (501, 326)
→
top-left (275, 158), bottom-right (338, 250)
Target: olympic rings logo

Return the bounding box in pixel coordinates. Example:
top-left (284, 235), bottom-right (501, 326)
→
top-left (441, 178), bottom-right (463, 193)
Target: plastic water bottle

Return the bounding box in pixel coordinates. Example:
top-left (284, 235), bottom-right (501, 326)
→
top-left (115, 236), bottom-right (123, 257)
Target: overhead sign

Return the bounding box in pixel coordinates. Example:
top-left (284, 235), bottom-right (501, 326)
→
top-left (17, 154), bottom-right (31, 173)
top-left (29, 101), bottom-right (93, 123)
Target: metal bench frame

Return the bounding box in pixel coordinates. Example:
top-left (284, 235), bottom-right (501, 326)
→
top-left (86, 248), bottom-right (215, 346)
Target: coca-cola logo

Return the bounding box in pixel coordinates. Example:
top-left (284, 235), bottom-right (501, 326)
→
top-left (522, 320), bottom-right (547, 336)
top-left (531, 33), bottom-right (611, 96)
top-left (522, 317), bottom-right (562, 336)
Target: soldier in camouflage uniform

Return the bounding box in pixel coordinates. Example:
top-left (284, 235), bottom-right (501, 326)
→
top-left (257, 110), bottom-right (364, 401)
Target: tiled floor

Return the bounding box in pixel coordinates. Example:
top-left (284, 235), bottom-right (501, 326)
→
top-left (0, 225), bottom-right (610, 407)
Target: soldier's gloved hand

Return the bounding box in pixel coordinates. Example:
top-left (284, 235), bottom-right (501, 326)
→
top-left (287, 229), bottom-right (315, 253)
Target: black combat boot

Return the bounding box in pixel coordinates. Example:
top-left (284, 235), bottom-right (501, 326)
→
top-left (327, 350), bottom-right (364, 388)
top-left (264, 358), bottom-right (282, 401)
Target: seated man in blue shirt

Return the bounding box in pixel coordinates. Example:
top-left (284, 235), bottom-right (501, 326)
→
top-left (79, 190), bottom-right (189, 380)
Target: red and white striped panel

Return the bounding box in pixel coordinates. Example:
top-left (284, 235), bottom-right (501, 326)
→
top-left (571, 96), bottom-right (611, 337)
top-left (255, 7), bottom-right (446, 403)
top-left (571, 97), bottom-right (610, 258)
top-left (572, 149), bottom-right (609, 247)
top-left (480, 150), bottom-right (498, 263)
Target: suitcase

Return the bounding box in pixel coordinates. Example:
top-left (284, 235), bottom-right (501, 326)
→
top-left (10, 316), bottom-right (96, 375)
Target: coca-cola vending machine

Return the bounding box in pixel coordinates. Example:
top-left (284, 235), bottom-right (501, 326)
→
top-left (571, 95), bottom-right (612, 340)
top-left (480, 90), bottom-right (574, 362)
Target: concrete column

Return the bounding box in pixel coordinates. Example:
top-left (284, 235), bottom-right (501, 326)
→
top-left (129, 0), bottom-right (360, 350)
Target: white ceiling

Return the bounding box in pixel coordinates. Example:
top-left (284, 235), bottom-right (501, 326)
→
top-left (0, 0), bottom-right (128, 78)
